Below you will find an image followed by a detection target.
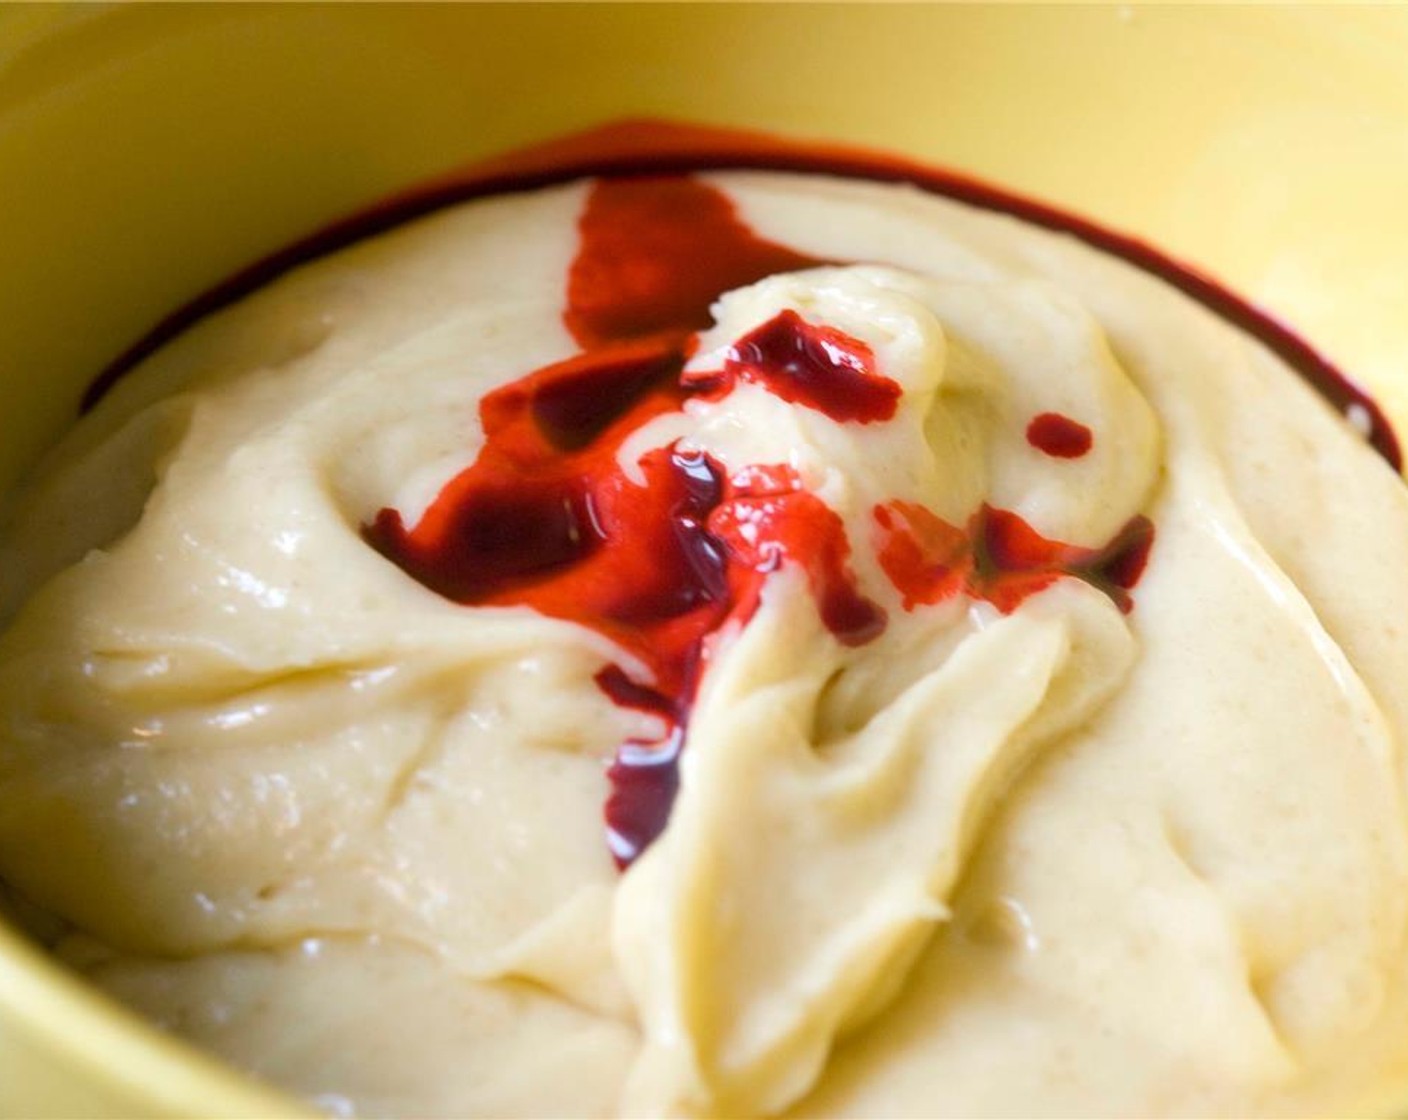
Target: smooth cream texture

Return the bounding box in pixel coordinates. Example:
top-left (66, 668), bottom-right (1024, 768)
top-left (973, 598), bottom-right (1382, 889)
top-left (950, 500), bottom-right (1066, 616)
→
top-left (0, 173), bottom-right (1407, 1117)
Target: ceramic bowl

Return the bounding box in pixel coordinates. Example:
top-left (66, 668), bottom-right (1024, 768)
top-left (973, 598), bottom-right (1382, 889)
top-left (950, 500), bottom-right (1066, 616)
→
top-left (2, 6), bottom-right (1407, 1116)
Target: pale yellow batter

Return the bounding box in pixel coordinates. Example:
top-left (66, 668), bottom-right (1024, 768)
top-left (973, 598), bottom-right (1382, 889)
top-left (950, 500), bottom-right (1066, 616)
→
top-left (1, 173), bottom-right (1407, 1117)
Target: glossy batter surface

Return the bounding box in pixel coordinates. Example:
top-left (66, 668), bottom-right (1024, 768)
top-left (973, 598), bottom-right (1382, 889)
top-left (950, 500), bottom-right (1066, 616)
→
top-left (2, 171), bottom-right (1408, 1117)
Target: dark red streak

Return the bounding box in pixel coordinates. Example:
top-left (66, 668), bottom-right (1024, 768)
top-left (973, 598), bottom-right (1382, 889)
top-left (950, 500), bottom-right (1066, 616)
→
top-left (875, 500), bottom-right (1155, 615)
top-left (1027, 412), bottom-right (1093, 459)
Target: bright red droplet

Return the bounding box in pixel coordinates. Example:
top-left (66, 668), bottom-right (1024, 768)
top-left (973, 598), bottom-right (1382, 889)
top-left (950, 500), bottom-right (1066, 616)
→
top-left (1026, 412), bottom-right (1093, 458)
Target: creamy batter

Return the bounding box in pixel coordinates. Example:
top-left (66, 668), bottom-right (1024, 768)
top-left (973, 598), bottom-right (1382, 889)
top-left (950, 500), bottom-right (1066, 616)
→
top-left (2, 169), bottom-right (1408, 1118)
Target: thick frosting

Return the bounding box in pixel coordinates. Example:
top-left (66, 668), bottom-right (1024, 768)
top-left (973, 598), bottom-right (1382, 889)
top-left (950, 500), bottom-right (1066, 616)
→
top-left (2, 170), bottom-right (1408, 1118)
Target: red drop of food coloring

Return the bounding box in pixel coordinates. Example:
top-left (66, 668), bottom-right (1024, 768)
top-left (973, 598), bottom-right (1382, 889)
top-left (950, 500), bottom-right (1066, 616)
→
top-left (1026, 412), bottom-right (1093, 458)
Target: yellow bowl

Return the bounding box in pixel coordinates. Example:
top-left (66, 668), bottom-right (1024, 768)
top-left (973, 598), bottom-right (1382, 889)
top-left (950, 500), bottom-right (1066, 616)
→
top-left (3, 5), bottom-right (1408, 1116)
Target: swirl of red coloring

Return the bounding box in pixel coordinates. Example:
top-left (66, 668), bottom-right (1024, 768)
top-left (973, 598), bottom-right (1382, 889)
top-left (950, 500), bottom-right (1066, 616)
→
top-left (364, 173), bottom-right (1154, 867)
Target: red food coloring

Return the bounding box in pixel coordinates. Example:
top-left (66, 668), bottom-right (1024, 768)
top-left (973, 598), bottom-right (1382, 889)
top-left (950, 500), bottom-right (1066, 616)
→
top-left (873, 501), bottom-right (972, 610)
top-left (686, 309), bottom-right (901, 424)
top-left (366, 341), bottom-right (692, 609)
top-left (529, 342), bottom-right (682, 452)
top-left (709, 464), bottom-right (887, 647)
top-left (1027, 412), bottom-right (1093, 458)
top-left (604, 728), bottom-right (684, 867)
top-left (977, 506), bottom-right (1155, 615)
top-left (564, 176), bottom-right (823, 349)
top-left (875, 501), bottom-right (1155, 616)
top-left (365, 176), bottom-right (891, 866)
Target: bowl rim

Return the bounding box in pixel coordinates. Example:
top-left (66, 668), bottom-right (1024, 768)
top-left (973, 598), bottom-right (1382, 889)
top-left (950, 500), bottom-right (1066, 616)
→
top-left (0, 915), bottom-right (307, 1117)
